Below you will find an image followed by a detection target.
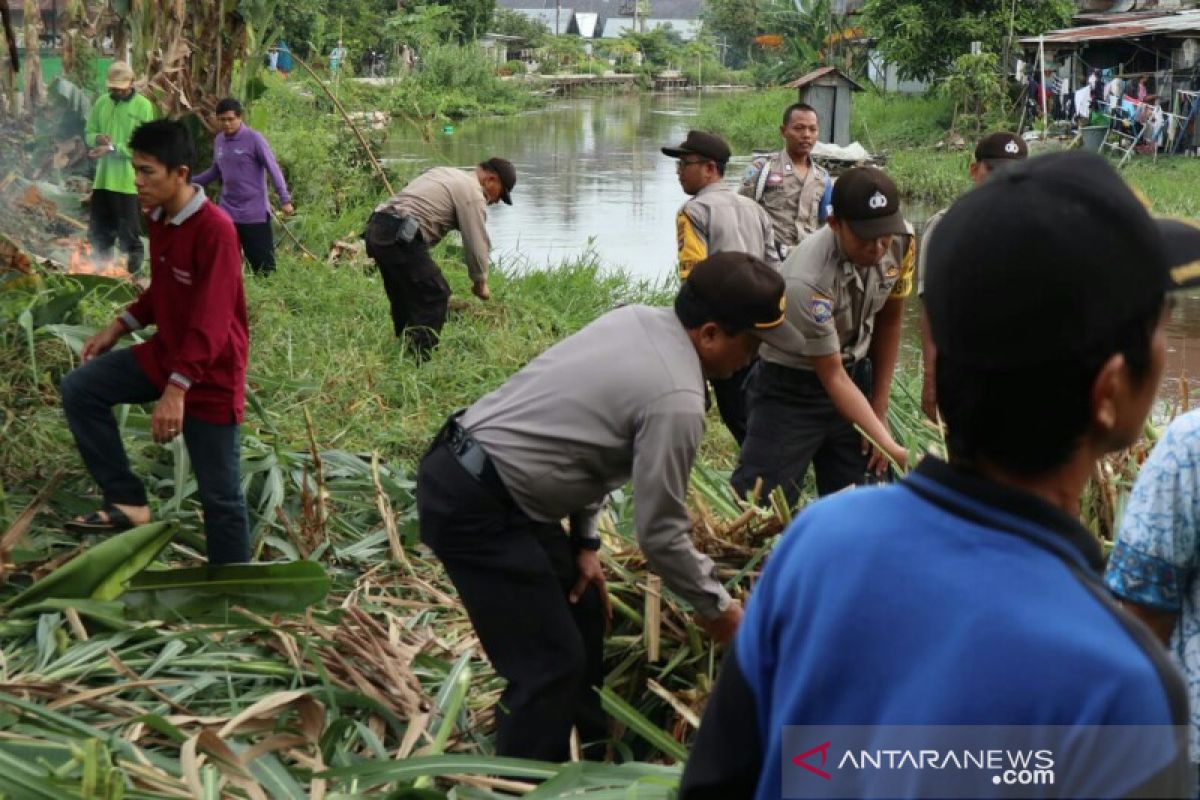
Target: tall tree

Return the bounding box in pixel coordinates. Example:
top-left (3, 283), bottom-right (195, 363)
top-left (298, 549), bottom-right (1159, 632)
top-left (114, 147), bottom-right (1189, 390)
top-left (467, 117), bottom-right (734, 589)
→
top-left (861, 0), bottom-right (1072, 81)
top-left (702, 0), bottom-right (760, 67)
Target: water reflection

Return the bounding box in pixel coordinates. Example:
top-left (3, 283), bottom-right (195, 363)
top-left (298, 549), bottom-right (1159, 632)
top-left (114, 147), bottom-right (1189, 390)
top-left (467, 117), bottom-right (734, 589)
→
top-left (384, 94), bottom-right (1200, 403)
top-left (384, 92), bottom-right (706, 280)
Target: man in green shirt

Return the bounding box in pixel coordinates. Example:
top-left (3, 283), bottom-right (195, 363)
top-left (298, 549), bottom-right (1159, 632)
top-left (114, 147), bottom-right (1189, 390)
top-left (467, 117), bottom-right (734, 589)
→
top-left (85, 62), bottom-right (156, 272)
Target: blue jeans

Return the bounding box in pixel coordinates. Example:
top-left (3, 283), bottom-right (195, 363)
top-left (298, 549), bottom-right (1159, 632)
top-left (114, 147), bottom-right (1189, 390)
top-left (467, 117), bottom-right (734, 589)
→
top-left (59, 348), bottom-right (251, 564)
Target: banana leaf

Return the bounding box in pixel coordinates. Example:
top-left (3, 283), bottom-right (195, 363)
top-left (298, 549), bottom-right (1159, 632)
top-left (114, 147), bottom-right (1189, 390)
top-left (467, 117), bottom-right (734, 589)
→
top-left (121, 561), bottom-right (331, 621)
top-left (4, 522), bottom-right (177, 609)
top-left (6, 598), bottom-right (130, 630)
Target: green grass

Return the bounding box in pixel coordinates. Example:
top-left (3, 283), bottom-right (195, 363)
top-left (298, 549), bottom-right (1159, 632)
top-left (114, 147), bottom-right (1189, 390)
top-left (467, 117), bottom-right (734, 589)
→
top-left (697, 89), bottom-right (956, 153)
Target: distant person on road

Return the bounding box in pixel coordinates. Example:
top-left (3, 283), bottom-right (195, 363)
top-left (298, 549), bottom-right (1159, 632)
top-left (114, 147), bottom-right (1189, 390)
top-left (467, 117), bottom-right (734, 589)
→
top-left (917, 131), bottom-right (1027, 421)
top-left (739, 102), bottom-right (832, 261)
top-left (61, 120), bottom-right (251, 566)
top-left (275, 40), bottom-right (293, 78)
top-left (85, 61), bottom-right (156, 272)
top-left (366, 159), bottom-right (516, 359)
top-left (195, 98), bottom-right (294, 275)
top-left (329, 40), bottom-right (347, 73)
top-left (663, 129), bottom-right (777, 444)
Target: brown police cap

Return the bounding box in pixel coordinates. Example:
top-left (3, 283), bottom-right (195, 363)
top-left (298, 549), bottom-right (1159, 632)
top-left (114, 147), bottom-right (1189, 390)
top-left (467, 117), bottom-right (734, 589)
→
top-left (662, 130), bottom-right (731, 164)
top-left (830, 166), bottom-right (906, 240)
top-left (684, 252), bottom-right (806, 352)
top-left (481, 157), bottom-right (517, 205)
top-left (974, 131), bottom-right (1028, 164)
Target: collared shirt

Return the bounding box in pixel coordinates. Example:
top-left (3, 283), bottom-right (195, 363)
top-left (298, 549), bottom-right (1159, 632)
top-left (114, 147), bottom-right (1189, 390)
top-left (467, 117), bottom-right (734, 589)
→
top-left (462, 305), bottom-right (730, 619)
top-left (375, 167), bottom-right (492, 282)
top-left (738, 149), bottom-right (830, 248)
top-left (760, 225), bottom-right (914, 370)
top-left (682, 456), bottom-right (1191, 800)
top-left (121, 189), bottom-right (248, 423)
top-left (84, 91), bottom-right (157, 195)
top-left (194, 124), bottom-right (291, 224)
top-left (675, 181), bottom-right (777, 279)
top-left (1105, 409), bottom-right (1200, 761)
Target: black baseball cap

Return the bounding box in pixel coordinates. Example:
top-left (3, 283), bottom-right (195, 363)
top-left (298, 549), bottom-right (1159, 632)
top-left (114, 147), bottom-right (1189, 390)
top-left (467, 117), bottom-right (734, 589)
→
top-left (480, 157), bottom-right (517, 205)
top-left (830, 167), bottom-right (907, 239)
top-left (974, 131), bottom-right (1028, 164)
top-left (684, 252), bottom-right (806, 352)
top-left (924, 150), bottom-right (1200, 370)
top-left (662, 130), bottom-right (732, 164)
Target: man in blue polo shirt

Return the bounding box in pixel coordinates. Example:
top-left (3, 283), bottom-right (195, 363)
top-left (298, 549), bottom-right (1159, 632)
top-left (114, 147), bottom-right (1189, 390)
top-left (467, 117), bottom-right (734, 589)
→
top-left (680, 152), bottom-right (1198, 800)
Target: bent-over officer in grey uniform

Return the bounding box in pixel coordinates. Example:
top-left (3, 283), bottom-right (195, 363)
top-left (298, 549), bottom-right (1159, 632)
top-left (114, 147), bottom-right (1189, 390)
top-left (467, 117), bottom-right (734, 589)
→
top-left (918, 131), bottom-right (1027, 421)
top-left (417, 252), bottom-right (803, 762)
top-left (732, 167), bottom-right (914, 506)
top-left (365, 158), bottom-right (516, 358)
top-left (740, 102), bottom-right (832, 260)
top-left (663, 130), bottom-right (776, 444)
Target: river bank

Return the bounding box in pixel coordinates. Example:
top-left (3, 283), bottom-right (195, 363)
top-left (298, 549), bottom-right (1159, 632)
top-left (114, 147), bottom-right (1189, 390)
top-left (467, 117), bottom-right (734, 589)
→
top-left (0, 81), bottom-right (1193, 795)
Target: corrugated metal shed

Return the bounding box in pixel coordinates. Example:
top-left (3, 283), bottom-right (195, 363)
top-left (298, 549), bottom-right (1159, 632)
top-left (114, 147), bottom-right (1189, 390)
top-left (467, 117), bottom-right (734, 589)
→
top-left (1019, 10), bottom-right (1200, 45)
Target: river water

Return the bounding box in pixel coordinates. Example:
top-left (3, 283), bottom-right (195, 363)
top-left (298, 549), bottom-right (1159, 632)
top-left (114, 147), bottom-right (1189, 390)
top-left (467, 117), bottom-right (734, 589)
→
top-left (383, 92), bottom-right (1200, 403)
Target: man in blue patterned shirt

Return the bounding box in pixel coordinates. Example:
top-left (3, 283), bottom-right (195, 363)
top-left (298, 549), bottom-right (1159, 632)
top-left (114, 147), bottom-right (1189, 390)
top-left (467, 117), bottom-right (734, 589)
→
top-left (1107, 408), bottom-right (1200, 774)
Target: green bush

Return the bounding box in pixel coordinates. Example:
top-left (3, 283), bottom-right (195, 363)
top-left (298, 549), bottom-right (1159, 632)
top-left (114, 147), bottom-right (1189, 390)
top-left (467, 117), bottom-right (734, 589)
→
top-left (503, 59), bottom-right (527, 75)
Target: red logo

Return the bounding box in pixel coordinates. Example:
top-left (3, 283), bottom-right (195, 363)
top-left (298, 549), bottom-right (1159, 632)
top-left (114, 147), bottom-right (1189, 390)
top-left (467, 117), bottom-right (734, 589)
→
top-left (792, 741), bottom-right (832, 780)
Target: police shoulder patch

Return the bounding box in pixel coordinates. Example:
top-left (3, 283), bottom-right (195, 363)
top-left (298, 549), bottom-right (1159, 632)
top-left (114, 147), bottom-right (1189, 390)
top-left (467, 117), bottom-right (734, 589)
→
top-left (811, 294), bottom-right (833, 324)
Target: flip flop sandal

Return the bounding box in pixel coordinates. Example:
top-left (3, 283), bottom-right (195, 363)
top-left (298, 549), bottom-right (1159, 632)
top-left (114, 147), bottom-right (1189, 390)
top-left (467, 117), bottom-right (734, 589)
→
top-left (65, 505), bottom-right (137, 533)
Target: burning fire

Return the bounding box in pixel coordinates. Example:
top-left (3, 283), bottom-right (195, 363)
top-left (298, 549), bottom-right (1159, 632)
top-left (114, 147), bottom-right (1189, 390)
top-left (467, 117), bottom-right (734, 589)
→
top-left (67, 241), bottom-right (131, 279)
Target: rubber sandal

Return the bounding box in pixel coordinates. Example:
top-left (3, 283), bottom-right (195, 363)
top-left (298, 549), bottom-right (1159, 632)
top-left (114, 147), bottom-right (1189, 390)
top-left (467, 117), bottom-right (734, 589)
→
top-left (65, 505), bottom-right (138, 533)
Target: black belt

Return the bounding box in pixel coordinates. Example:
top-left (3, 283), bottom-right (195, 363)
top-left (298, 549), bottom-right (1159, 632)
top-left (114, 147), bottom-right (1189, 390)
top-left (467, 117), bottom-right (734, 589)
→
top-left (435, 412), bottom-right (513, 506)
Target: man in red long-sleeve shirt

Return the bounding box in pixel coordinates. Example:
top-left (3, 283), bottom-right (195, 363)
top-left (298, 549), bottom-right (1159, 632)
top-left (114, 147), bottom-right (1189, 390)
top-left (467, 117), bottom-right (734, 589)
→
top-left (60, 119), bottom-right (251, 564)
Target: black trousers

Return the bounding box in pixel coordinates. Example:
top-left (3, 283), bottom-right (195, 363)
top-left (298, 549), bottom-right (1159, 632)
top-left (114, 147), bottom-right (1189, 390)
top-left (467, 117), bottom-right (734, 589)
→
top-left (88, 188), bottom-right (144, 272)
top-left (58, 348), bottom-right (251, 564)
top-left (731, 359), bottom-right (874, 507)
top-left (235, 221), bottom-right (276, 275)
top-left (709, 360), bottom-right (755, 445)
top-left (417, 440), bottom-right (607, 762)
top-left (366, 218), bottom-right (451, 358)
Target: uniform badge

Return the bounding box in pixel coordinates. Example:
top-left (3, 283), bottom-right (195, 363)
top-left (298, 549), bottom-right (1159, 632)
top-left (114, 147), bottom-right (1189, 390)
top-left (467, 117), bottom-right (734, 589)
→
top-left (868, 191), bottom-right (889, 210)
top-left (767, 174), bottom-right (784, 186)
top-left (1004, 140), bottom-right (1021, 155)
top-left (885, 263), bottom-right (899, 279)
top-left (811, 294), bottom-right (833, 324)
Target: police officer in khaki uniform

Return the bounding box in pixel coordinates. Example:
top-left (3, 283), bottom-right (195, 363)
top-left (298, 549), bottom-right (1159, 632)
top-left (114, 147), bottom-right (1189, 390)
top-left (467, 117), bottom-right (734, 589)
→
top-left (365, 158), bottom-right (516, 358)
top-left (662, 130), bottom-right (777, 443)
top-left (740, 102), bottom-right (832, 260)
top-left (732, 167), bottom-right (914, 506)
top-left (416, 252), bottom-right (804, 762)
top-left (918, 132), bottom-right (1027, 420)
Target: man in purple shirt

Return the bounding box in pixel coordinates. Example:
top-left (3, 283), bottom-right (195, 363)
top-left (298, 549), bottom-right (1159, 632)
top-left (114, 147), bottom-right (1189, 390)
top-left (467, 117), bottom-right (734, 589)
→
top-left (195, 98), bottom-right (294, 275)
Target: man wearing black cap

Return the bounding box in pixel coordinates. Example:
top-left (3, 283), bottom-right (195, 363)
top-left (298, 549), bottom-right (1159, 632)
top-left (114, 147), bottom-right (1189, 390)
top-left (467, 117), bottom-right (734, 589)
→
top-left (417, 252), bottom-right (804, 762)
top-left (366, 158), bottom-right (516, 358)
top-left (731, 166), bottom-right (914, 506)
top-left (662, 130), bottom-right (777, 443)
top-left (917, 131), bottom-right (1027, 420)
top-left (681, 151), bottom-right (1197, 800)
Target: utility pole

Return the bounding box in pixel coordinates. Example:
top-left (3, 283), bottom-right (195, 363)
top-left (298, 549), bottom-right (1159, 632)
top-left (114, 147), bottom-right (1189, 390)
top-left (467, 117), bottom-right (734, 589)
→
top-left (556, 0), bottom-right (561, 36)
